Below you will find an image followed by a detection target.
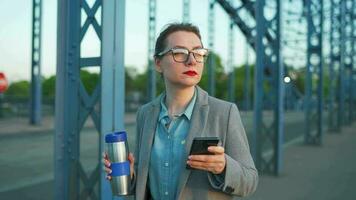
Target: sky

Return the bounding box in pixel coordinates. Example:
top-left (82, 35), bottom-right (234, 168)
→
top-left (0, 0), bottom-right (314, 83)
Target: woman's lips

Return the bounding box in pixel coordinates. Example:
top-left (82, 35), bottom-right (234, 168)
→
top-left (183, 71), bottom-right (198, 76)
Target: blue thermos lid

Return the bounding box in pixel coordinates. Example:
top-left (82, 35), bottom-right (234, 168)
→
top-left (105, 131), bottom-right (127, 143)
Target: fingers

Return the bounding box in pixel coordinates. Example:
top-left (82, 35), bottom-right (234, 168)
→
top-left (128, 153), bottom-right (135, 164)
top-left (187, 160), bottom-right (225, 174)
top-left (103, 152), bottom-right (135, 180)
top-left (207, 146), bottom-right (225, 154)
top-left (102, 151), bottom-right (109, 160)
top-left (187, 152), bottom-right (226, 174)
top-left (102, 151), bottom-right (112, 180)
top-left (188, 154), bottom-right (224, 163)
top-left (103, 164), bottom-right (112, 181)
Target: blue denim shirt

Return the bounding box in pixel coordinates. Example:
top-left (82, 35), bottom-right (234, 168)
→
top-left (148, 91), bottom-right (197, 200)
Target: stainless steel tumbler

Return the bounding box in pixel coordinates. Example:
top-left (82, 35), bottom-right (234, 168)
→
top-left (105, 131), bottom-right (130, 196)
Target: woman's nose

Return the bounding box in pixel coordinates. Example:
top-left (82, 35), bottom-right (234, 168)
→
top-left (185, 52), bottom-right (197, 66)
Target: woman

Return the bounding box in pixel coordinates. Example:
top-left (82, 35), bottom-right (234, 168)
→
top-left (104, 23), bottom-right (258, 200)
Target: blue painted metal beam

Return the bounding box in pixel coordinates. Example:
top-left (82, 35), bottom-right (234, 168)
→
top-left (343, 0), bottom-right (354, 125)
top-left (100, 1), bottom-right (126, 199)
top-left (147, 0), bottom-right (156, 101)
top-left (217, 0), bottom-right (284, 175)
top-left (328, 0), bottom-right (341, 132)
top-left (304, 0), bottom-right (324, 145)
top-left (227, 21), bottom-right (235, 103)
top-left (338, 0), bottom-right (346, 128)
top-left (352, 0), bottom-right (355, 120)
top-left (56, 0), bottom-right (117, 199)
top-left (253, 0), bottom-right (284, 175)
top-left (183, 0), bottom-right (190, 22)
top-left (243, 39), bottom-right (250, 110)
top-left (55, 0), bottom-right (81, 199)
top-left (208, 0), bottom-right (216, 96)
top-left (30, 0), bottom-right (42, 125)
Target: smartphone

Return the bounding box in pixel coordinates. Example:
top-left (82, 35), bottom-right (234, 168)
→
top-left (186, 136), bottom-right (219, 169)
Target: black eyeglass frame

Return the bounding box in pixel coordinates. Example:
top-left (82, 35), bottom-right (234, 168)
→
top-left (156, 47), bottom-right (209, 63)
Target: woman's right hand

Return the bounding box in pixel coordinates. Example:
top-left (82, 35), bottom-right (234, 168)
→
top-left (103, 152), bottom-right (135, 180)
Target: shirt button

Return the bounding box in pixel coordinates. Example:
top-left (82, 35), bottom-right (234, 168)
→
top-left (165, 191), bottom-right (169, 195)
top-left (165, 162), bottom-right (169, 167)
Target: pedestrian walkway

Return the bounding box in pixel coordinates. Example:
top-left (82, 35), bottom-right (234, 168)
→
top-left (246, 122), bottom-right (356, 200)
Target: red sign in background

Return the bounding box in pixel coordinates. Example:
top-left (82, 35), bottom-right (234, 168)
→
top-left (0, 72), bottom-right (8, 93)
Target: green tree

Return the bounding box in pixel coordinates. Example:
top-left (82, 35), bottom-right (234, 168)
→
top-left (80, 70), bottom-right (99, 95)
top-left (42, 75), bottom-right (56, 98)
top-left (4, 80), bottom-right (30, 98)
top-left (199, 53), bottom-right (227, 99)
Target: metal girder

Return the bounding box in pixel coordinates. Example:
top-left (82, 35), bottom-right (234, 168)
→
top-left (351, 0), bottom-right (356, 122)
top-left (253, 0), bottom-right (284, 175)
top-left (216, 0), bottom-right (284, 175)
top-left (343, 0), bottom-right (354, 124)
top-left (208, 0), bottom-right (216, 96)
top-left (100, 1), bottom-right (126, 199)
top-left (216, 0), bottom-right (255, 47)
top-left (55, 1), bottom-right (81, 198)
top-left (30, 0), bottom-right (42, 125)
top-left (304, 0), bottom-right (324, 145)
top-left (147, 0), bottom-right (156, 101)
top-left (328, 0), bottom-right (341, 132)
top-left (183, 0), bottom-right (190, 22)
top-left (243, 39), bottom-right (251, 110)
top-left (56, 0), bottom-right (125, 199)
top-left (338, 0), bottom-right (347, 128)
top-left (228, 21), bottom-right (235, 103)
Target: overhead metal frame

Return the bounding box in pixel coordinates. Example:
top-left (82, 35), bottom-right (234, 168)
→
top-left (147, 0), bottom-right (157, 101)
top-left (304, 0), bottom-right (324, 145)
top-left (30, 0), bottom-right (42, 125)
top-left (55, 0), bottom-right (126, 199)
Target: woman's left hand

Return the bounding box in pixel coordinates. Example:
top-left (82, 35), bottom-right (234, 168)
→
top-left (187, 146), bottom-right (226, 174)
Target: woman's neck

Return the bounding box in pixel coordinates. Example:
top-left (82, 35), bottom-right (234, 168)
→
top-left (165, 85), bottom-right (195, 117)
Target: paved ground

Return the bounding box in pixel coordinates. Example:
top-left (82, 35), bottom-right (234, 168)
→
top-left (246, 123), bottom-right (356, 200)
top-left (0, 114), bottom-right (355, 200)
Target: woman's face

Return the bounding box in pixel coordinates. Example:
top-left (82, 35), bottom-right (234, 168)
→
top-left (155, 31), bottom-right (205, 89)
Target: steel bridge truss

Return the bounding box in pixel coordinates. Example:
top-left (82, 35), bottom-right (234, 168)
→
top-left (304, 0), bottom-right (324, 145)
top-left (217, 0), bottom-right (284, 175)
top-left (55, 0), bottom-right (126, 199)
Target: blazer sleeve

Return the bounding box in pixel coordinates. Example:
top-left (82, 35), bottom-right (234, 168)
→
top-left (129, 107), bottom-right (143, 194)
top-left (208, 103), bottom-right (258, 197)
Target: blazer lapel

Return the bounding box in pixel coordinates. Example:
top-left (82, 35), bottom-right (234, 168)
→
top-left (136, 97), bottom-right (161, 200)
top-left (176, 86), bottom-right (209, 199)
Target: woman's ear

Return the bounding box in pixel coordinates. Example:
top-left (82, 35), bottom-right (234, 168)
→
top-left (155, 58), bottom-right (163, 73)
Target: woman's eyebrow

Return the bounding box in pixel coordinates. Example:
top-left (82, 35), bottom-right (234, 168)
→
top-left (173, 45), bottom-right (203, 49)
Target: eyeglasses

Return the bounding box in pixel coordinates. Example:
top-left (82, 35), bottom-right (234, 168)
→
top-left (157, 47), bottom-right (209, 63)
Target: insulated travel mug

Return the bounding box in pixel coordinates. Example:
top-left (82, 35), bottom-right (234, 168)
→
top-left (105, 131), bottom-right (130, 196)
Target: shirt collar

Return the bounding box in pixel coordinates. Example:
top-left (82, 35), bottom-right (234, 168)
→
top-left (159, 89), bottom-right (197, 121)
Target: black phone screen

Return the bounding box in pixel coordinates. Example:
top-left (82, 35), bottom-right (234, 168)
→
top-left (186, 137), bottom-right (219, 169)
top-left (188, 136), bottom-right (219, 155)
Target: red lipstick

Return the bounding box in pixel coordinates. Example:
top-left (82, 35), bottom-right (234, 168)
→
top-left (183, 70), bottom-right (197, 76)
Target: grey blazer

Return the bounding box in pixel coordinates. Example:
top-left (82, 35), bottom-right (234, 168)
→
top-left (132, 86), bottom-right (258, 200)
